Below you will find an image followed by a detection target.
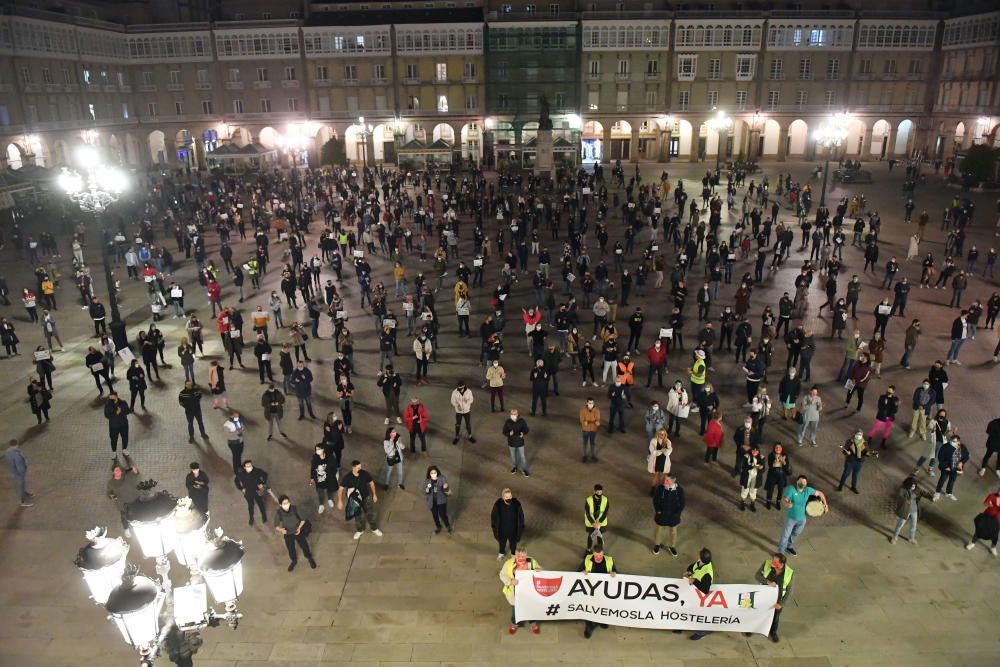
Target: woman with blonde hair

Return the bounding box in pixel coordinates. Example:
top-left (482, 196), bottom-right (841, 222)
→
top-left (647, 428), bottom-right (673, 491)
top-left (207, 360), bottom-right (228, 410)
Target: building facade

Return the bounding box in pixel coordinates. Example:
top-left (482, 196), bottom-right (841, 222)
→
top-left (0, 1), bottom-right (997, 171)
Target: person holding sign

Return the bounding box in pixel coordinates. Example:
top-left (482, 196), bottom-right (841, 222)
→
top-left (579, 545), bottom-right (616, 639)
top-left (754, 553), bottom-right (793, 642)
top-left (679, 548), bottom-right (714, 640)
top-left (499, 546), bottom-right (541, 635)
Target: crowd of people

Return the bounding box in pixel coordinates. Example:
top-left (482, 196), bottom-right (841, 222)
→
top-left (4, 156), bottom-right (1000, 643)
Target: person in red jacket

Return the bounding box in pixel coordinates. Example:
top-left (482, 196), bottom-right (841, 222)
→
top-left (403, 397), bottom-right (430, 457)
top-left (703, 410), bottom-right (724, 463)
top-left (207, 279), bottom-right (223, 316)
top-left (216, 307), bottom-right (232, 352)
top-left (646, 339), bottom-right (668, 388)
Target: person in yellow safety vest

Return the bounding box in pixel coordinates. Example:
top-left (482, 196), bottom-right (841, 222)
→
top-left (499, 546), bottom-right (542, 635)
top-left (246, 257), bottom-right (260, 289)
top-left (688, 348), bottom-right (707, 408)
top-left (675, 547), bottom-right (714, 640)
top-left (579, 544), bottom-right (616, 639)
top-left (616, 354), bottom-right (635, 406)
top-left (584, 484), bottom-right (609, 554)
top-left (754, 552), bottom-right (794, 643)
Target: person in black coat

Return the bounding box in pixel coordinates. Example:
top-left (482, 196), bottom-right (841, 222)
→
top-left (731, 417), bottom-right (761, 475)
top-left (491, 488), bottom-right (525, 560)
top-left (652, 475), bottom-right (685, 556)
top-left (103, 392), bottom-right (131, 457)
top-left (185, 462), bottom-right (209, 514)
top-left (236, 460), bottom-right (269, 525)
top-left (86, 346), bottom-right (114, 394)
top-left (126, 359), bottom-right (147, 411)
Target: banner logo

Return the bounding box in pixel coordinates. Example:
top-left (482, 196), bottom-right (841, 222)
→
top-left (738, 592), bottom-right (756, 609)
top-left (532, 575), bottom-right (563, 597)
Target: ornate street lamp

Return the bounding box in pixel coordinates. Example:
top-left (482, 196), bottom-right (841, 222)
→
top-left (357, 116), bottom-right (374, 170)
top-left (706, 109), bottom-right (732, 172)
top-left (813, 113), bottom-right (851, 207)
top-left (748, 111), bottom-right (764, 163)
top-left (58, 144), bottom-right (129, 350)
top-left (75, 481), bottom-right (247, 666)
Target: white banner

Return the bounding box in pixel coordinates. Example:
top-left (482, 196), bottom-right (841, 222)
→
top-left (514, 570), bottom-right (777, 634)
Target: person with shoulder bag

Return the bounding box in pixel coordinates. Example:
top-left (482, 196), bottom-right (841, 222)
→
top-left (273, 494), bottom-right (316, 571)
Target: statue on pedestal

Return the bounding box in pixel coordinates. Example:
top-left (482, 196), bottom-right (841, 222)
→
top-left (538, 95), bottom-right (553, 131)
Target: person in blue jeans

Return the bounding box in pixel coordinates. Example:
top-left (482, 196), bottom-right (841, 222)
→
top-left (777, 474), bottom-right (828, 556)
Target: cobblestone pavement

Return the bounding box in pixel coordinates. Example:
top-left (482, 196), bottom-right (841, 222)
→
top-left (0, 160), bottom-right (998, 666)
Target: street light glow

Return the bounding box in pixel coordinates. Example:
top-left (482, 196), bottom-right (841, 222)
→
top-left (75, 144), bottom-right (100, 169)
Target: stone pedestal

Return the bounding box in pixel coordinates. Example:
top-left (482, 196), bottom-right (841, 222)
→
top-left (534, 129), bottom-right (554, 177)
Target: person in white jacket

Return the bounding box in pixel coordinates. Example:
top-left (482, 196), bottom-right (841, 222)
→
top-left (665, 381), bottom-right (690, 437)
top-left (413, 333), bottom-right (433, 386)
top-left (450, 380), bottom-right (477, 444)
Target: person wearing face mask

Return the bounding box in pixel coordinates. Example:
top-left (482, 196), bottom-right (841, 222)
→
top-left (499, 546), bottom-right (542, 635)
top-left (382, 428), bottom-right (406, 490)
top-left (868, 331), bottom-right (886, 378)
top-left (736, 444), bottom-right (766, 511)
top-left (579, 544), bottom-right (616, 638)
top-left (652, 474), bottom-right (684, 556)
top-left (665, 381), bottom-right (690, 436)
top-left (644, 400), bottom-right (667, 440)
top-left (607, 377), bottom-right (628, 434)
top-left (754, 553), bottom-right (794, 642)
top-left (492, 488), bottom-right (525, 560)
top-left (106, 463), bottom-right (140, 534)
top-left (764, 444), bottom-right (791, 510)
top-left (309, 445), bottom-right (339, 514)
top-left (697, 383), bottom-right (720, 435)
top-left (933, 435), bottom-right (969, 502)
top-left (485, 360), bottom-right (507, 412)
top-left (909, 379), bottom-right (936, 440)
top-left (681, 548), bottom-right (715, 640)
top-left (688, 348), bottom-right (707, 407)
top-left (645, 338), bottom-right (667, 388)
top-left (777, 474), bottom-right (828, 556)
top-left (274, 494), bottom-right (316, 571)
top-left (235, 460), bottom-right (269, 526)
top-left (837, 431), bottom-right (874, 493)
top-left (778, 368), bottom-right (800, 421)
top-left (423, 465), bottom-right (453, 534)
top-left (835, 331), bottom-right (863, 383)
top-left (185, 462), bottom-right (209, 515)
top-left (844, 353), bottom-right (872, 413)
top-left (502, 409), bottom-right (531, 477)
top-left (579, 397), bottom-right (601, 463)
top-left (583, 484), bottom-right (609, 553)
top-left (867, 385), bottom-right (899, 451)
top-left (732, 416), bottom-right (760, 476)
top-left (338, 460), bottom-right (381, 539)
top-left (890, 476), bottom-right (927, 545)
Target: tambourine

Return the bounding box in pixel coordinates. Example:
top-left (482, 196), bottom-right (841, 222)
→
top-left (805, 497), bottom-right (826, 518)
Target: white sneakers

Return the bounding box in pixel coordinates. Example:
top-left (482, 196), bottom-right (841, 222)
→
top-left (946, 494), bottom-right (958, 501)
top-left (318, 504), bottom-right (325, 514)
top-left (966, 542), bottom-right (976, 550)
top-left (933, 492), bottom-right (941, 501)
top-left (497, 552), bottom-right (505, 560)
top-left (353, 531), bottom-right (363, 540)
top-left (384, 418), bottom-right (390, 425)
top-left (372, 529), bottom-right (384, 536)
top-left (327, 499), bottom-right (335, 507)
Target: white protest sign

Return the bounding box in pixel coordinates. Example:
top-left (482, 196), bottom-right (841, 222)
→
top-left (514, 570), bottom-right (777, 634)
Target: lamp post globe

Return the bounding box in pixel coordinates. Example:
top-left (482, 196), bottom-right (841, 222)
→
top-left (75, 528), bottom-right (130, 605)
top-left (199, 539), bottom-right (246, 605)
top-left (126, 489), bottom-right (178, 561)
top-left (173, 500), bottom-right (210, 568)
top-left (105, 574), bottom-right (165, 651)
top-left (813, 116), bottom-right (850, 208)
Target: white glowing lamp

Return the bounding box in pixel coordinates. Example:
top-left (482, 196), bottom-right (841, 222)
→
top-left (173, 499), bottom-right (210, 567)
top-left (199, 536), bottom-right (245, 604)
top-left (126, 490), bottom-right (177, 559)
top-left (75, 527), bottom-right (130, 605)
top-left (105, 575), bottom-right (164, 648)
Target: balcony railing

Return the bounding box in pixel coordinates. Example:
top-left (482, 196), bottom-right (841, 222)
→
top-left (225, 81), bottom-right (243, 90)
top-left (166, 83), bottom-right (183, 91)
top-left (252, 80), bottom-right (271, 89)
top-left (281, 79), bottom-right (300, 88)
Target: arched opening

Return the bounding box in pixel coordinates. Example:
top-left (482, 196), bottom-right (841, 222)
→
top-left (174, 129), bottom-right (196, 167)
top-left (230, 127), bottom-right (251, 148)
top-left (431, 123), bottom-right (455, 145)
top-left (732, 120), bottom-right (749, 161)
top-left (5, 143), bottom-right (24, 169)
top-left (148, 130), bottom-right (166, 166)
top-left (871, 119), bottom-right (891, 158)
top-left (787, 119), bottom-right (809, 157)
top-left (317, 126), bottom-right (338, 147)
top-left (345, 125), bottom-right (362, 162)
top-left (404, 123), bottom-right (428, 144)
top-left (762, 119), bottom-right (781, 157)
top-left (845, 118), bottom-right (866, 157)
top-left (258, 127), bottom-right (278, 149)
top-left (202, 129), bottom-right (219, 155)
top-left (954, 122), bottom-right (966, 150)
top-left (609, 120), bottom-right (631, 160)
top-left (895, 119), bottom-right (914, 158)
top-left (461, 123), bottom-right (482, 160)
top-left (108, 134), bottom-right (123, 165)
top-left (581, 120), bottom-right (604, 163)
